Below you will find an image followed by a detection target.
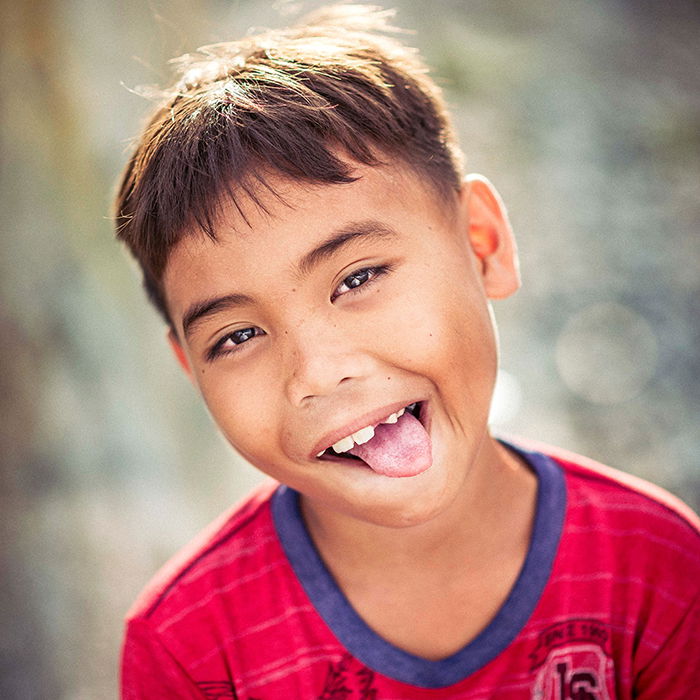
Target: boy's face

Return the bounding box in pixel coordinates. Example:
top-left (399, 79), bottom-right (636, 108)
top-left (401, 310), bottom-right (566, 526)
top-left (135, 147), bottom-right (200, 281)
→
top-left (163, 162), bottom-right (520, 528)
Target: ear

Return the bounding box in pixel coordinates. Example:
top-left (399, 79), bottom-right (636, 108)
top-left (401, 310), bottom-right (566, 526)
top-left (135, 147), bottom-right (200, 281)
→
top-left (461, 174), bottom-right (521, 299)
top-left (167, 328), bottom-right (194, 379)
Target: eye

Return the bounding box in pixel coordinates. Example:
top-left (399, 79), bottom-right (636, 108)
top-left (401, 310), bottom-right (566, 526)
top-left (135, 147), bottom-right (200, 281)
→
top-left (207, 326), bottom-right (264, 361)
top-left (332, 265), bottom-right (391, 301)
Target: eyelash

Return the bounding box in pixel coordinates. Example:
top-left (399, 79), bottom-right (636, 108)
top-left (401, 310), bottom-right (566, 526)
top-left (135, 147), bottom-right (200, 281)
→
top-left (206, 264), bottom-right (392, 361)
top-left (331, 264), bottom-right (392, 301)
top-left (207, 326), bottom-right (264, 362)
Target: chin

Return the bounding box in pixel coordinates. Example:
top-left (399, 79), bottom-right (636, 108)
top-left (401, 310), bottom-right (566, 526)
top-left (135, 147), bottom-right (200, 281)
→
top-left (340, 460), bottom-right (464, 529)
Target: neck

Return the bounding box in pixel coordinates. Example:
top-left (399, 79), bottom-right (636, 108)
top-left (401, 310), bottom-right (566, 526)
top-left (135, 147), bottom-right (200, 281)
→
top-left (301, 436), bottom-right (537, 576)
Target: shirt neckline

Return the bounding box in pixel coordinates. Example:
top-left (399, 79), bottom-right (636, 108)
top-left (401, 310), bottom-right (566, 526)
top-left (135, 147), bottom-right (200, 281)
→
top-left (271, 441), bottom-right (566, 688)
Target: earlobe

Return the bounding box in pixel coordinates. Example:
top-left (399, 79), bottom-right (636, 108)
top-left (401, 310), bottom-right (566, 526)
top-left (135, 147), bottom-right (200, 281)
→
top-left (168, 329), bottom-right (193, 379)
top-left (462, 174), bottom-right (521, 299)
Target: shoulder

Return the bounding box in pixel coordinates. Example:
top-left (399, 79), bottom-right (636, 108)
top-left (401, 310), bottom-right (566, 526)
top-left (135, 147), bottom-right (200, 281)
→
top-left (545, 441), bottom-right (698, 535)
top-left (518, 439), bottom-right (700, 587)
top-left (125, 479), bottom-right (283, 626)
top-left (516, 437), bottom-right (699, 535)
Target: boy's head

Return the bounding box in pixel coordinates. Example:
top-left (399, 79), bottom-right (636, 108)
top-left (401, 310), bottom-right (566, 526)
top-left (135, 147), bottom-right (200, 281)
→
top-left (114, 4), bottom-right (464, 324)
top-left (114, 4), bottom-right (521, 527)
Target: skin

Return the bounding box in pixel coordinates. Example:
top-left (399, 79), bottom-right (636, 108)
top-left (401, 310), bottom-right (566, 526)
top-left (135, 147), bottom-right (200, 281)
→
top-left (164, 161), bottom-right (538, 658)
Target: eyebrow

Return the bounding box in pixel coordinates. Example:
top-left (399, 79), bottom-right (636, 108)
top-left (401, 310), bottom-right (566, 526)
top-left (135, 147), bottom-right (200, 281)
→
top-left (294, 220), bottom-right (398, 278)
top-left (182, 292), bottom-right (255, 340)
top-left (181, 220), bottom-right (398, 340)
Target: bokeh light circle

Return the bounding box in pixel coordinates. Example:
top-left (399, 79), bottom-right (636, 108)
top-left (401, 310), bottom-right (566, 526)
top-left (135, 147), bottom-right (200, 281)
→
top-left (555, 302), bottom-right (658, 404)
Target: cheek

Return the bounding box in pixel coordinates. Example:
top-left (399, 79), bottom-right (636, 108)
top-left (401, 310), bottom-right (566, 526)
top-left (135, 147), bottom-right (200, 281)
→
top-left (381, 268), bottom-right (496, 370)
top-left (197, 369), bottom-right (278, 449)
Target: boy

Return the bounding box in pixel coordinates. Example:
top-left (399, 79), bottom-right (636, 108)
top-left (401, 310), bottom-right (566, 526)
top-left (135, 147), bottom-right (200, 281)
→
top-left (115, 5), bottom-right (700, 698)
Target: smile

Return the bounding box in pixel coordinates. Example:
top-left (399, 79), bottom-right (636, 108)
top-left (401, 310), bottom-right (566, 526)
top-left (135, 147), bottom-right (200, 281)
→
top-left (316, 403), bottom-right (420, 457)
top-left (316, 403), bottom-right (419, 457)
top-left (313, 402), bottom-right (432, 479)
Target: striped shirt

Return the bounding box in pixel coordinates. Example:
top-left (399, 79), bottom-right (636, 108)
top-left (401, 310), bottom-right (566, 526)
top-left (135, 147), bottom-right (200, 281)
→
top-left (121, 442), bottom-right (700, 699)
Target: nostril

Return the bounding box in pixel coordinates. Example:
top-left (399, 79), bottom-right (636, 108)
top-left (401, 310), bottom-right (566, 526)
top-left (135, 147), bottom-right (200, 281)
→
top-left (286, 342), bottom-right (374, 405)
top-left (299, 375), bottom-right (353, 403)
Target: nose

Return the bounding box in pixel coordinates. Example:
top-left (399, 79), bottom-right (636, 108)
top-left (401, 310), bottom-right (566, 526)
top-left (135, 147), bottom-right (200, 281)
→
top-left (284, 317), bottom-right (374, 406)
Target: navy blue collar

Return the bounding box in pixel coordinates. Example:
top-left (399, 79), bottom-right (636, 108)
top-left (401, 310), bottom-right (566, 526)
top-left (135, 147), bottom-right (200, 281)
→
top-left (271, 442), bottom-right (566, 688)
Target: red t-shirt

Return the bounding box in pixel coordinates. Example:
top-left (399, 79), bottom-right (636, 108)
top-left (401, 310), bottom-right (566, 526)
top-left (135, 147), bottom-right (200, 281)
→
top-left (121, 442), bottom-right (700, 699)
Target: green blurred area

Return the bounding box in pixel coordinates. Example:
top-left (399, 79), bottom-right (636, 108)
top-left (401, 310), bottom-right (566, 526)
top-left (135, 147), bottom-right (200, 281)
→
top-left (1, 1), bottom-right (698, 696)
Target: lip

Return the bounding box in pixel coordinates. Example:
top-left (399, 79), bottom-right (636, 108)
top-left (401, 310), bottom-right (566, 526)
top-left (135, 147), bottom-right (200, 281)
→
top-left (310, 398), bottom-right (428, 459)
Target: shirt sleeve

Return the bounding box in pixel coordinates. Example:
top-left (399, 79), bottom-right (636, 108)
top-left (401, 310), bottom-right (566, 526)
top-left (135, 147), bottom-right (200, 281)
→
top-left (121, 617), bottom-right (209, 700)
top-left (633, 587), bottom-right (700, 699)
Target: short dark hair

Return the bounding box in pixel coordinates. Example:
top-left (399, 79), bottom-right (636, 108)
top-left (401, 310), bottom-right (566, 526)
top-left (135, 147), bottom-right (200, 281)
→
top-left (113, 4), bottom-right (464, 324)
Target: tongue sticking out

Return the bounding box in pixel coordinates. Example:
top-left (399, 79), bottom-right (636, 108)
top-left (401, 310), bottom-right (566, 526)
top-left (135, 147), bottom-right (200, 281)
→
top-left (347, 411), bottom-right (432, 478)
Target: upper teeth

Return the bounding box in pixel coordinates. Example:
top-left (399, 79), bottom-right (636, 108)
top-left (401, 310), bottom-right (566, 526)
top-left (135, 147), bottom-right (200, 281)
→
top-left (321, 406), bottom-right (411, 456)
top-left (382, 407), bottom-right (405, 425)
top-left (332, 435), bottom-right (355, 454)
top-left (352, 425), bottom-right (375, 445)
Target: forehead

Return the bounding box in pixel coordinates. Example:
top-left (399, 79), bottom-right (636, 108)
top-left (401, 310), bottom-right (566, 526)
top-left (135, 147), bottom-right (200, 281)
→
top-left (162, 162), bottom-right (457, 323)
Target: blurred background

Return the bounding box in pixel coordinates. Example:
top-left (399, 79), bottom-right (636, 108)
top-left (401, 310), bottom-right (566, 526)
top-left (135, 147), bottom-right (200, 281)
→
top-left (1, 0), bottom-right (698, 696)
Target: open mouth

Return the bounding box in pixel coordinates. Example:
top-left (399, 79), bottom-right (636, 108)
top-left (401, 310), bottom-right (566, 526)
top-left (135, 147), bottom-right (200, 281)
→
top-left (316, 402), bottom-right (423, 460)
top-left (315, 402), bottom-right (432, 478)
